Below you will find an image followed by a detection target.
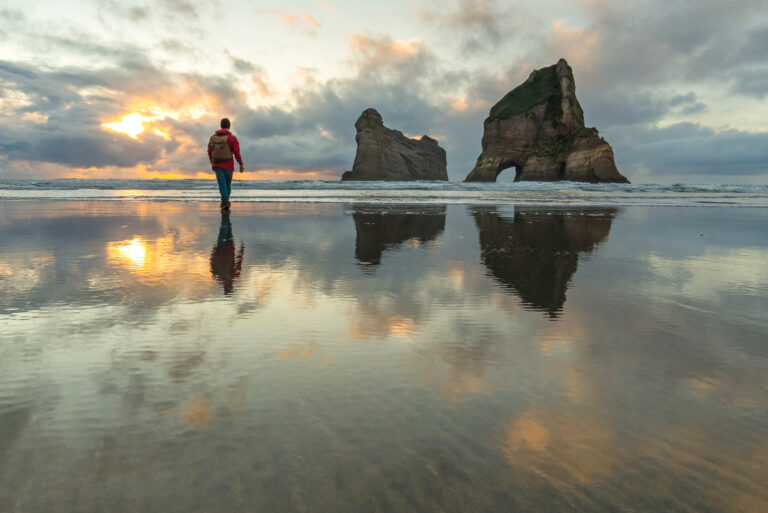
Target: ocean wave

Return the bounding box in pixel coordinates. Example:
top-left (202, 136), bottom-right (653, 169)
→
top-left (1, 179), bottom-right (767, 207)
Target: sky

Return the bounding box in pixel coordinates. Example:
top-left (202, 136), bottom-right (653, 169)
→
top-left (0, 0), bottom-right (766, 183)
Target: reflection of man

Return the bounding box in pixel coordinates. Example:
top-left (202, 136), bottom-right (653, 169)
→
top-left (208, 117), bottom-right (244, 211)
top-left (210, 212), bottom-right (244, 295)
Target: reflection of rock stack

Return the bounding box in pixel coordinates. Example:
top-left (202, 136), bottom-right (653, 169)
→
top-left (472, 207), bottom-right (616, 317)
top-left (353, 205), bottom-right (446, 265)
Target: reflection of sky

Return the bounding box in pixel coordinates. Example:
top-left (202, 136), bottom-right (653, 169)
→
top-left (1, 201), bottom-right (767, 512)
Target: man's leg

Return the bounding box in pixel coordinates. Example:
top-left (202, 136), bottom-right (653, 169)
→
top-left (225, 170), bottom-right (233, 198)
top-left (214, 167), bottom-right (229, 202)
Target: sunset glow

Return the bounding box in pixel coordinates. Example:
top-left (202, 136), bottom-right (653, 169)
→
top-left (2, 0), bottom-right (766, 182)
top-left (103, 113), bottom-right (154, 139)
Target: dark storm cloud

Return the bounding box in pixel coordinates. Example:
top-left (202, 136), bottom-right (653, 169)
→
top-left (730, 68), bottom-right (768, 100)
top-left (552, 0), bottom-right (768, 98)
top-left (95, 0), bottom-right (198, 23)
top-left (423, 0), bottom-right (511, 55)
top-left (0, 131), bottom-right (168, 168)
top-left (159, 0), bottom-right (199, 19)
top-left (585, 91), bottom-right (707, 129)
top-left (611, 123), bottom-right (768, 177)
top-left (231, 56), bottom-right (259, 74)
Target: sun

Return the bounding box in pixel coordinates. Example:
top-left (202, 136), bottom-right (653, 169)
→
top-left (103, 113), bottom-right (152, 138)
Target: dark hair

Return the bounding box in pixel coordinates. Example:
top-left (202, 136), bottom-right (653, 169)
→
top-left (220, 118), bottom-right (231, 129)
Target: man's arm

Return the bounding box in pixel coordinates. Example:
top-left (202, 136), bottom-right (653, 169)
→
top-left (231, 135), bottom-right (244, 172)
top-left (207, 142), bottom-right (213, 163)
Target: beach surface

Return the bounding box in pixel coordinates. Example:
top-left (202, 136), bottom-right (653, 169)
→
top-left (1, 199), bottom-right (767, 512)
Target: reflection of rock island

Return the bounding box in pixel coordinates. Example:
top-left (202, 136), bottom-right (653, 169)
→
top-left (353, 205), bottom-right (446, 265)
top-left (472, 207), bottom-right (617, 317)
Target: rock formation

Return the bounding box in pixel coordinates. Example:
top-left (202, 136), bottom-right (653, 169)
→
top-left (352, 205), bottom-right (446, 265)
top-left (472, 207), bottom-right (617, 317)
top-left (465, 59), bottom-right (629, 183)
top-left (341, 109), bottom-right (448, 181)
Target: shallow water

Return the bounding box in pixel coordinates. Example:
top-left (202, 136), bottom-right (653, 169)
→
top-left (1, 201), bottom-right (767, 513)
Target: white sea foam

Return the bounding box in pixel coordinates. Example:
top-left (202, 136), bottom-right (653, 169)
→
top-left (1, 179), bottom-right (767, 207)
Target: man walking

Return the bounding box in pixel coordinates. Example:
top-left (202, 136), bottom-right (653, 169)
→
top-left (208, 118), bottom-right (244, 211)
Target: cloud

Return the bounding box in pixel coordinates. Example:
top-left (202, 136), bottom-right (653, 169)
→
top-left (730, 67), bottom-right (768, 100)
top-left (276, 9), bottom-right (322, 34)
top-left (422, 0), bottom-right (520, 55)
top-left (159, 0), bottom-right (199, 19)
top-left (586, 91), bottom-right (707, 129)
top-left (231, 56), bottom-right (258, 74)
top-left (2, 1), bottom-right (767, 182)
top-left (611, 123), bottom-right (768, 179)
top-left (0, 54), bottom-right (244, 174)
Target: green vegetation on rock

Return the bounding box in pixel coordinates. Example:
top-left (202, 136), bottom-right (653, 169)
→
top-left (487, 64), bottom-right (562, 122)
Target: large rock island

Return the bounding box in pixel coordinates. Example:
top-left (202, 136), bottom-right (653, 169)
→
top-left (465, 59), bottom-right (629, 183)
top-left (341, 108), bottom-right (448, 181)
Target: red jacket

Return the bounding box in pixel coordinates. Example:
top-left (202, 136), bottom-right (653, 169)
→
top-left (208, 129), bottom-right (243, 172)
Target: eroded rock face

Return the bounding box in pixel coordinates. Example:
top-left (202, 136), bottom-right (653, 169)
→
top-left (341, 108), bottom-right (448, 181)
top-left (465, 59), bottom-right (629, 183)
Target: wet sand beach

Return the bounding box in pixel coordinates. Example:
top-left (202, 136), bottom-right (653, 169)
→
top-left (1, 200), bottom-right (767, 512)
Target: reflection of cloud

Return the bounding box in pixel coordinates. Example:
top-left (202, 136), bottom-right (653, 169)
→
top-left (348, 313), bottom-right (417, 342)
top-left (646, 249), bottom-right (768, 301)
top-left (181, 398), bottom-right (211, 428)
top-left (440, 373), bottom-right (489, 403)
top-left (280, 342), bottom-right (320, 360)
top-left (0, 254), bottom-right (55, 294)
top-left (502, 408), bottom-right (615, 485)
top-left (505, 416), bottom-right (550, 451)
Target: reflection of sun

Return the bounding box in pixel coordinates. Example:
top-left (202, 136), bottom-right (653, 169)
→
top-left (105, 232), bottom-right (212, 287)
top-left (108, 237), bottom-right (147, 268)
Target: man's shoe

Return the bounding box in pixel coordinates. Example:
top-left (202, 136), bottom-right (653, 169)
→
top-left (222, 200), bottom-right (231, 211)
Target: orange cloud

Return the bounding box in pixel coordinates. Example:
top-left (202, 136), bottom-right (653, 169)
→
top-left (349, 33), bottom-right (424, 69)
top-left (548, 20), bottom-right (600, 72)
top-left (276, 9), bottom-right (322, 30)
top-left (317, 1), bottom-right (338, 15)
top-left (246, 168), bottom-right (339, 181)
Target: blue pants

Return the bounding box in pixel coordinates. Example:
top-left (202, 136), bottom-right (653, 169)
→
top-left (214, 167), bottom-right (233, 201)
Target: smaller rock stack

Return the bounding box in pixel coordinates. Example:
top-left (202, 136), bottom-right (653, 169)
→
top-left (341, 109), bottom-right (448, 181)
